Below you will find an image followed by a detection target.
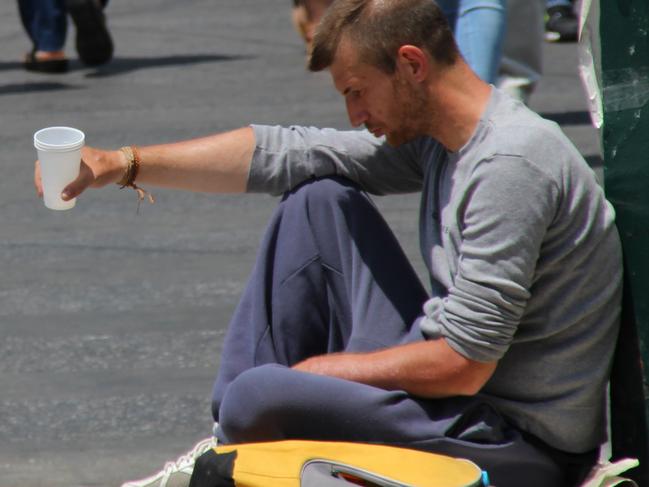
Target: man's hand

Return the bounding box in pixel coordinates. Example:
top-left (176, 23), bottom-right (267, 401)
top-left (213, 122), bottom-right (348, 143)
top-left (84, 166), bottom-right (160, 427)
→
top-left (34, 146), bottom-right (126, 201)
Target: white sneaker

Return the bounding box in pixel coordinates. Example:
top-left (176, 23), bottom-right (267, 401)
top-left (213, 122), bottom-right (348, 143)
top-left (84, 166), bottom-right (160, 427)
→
top-left (121, 436), bottom-right (217, 487)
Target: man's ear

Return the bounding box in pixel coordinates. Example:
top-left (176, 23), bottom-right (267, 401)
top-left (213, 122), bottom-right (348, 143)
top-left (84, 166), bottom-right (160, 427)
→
top-left (396, 45), bottom-right (429, 82)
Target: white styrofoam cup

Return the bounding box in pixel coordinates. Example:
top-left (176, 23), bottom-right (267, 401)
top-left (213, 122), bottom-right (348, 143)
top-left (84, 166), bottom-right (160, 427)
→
top-left (34, 126), bottom-right (85, 210)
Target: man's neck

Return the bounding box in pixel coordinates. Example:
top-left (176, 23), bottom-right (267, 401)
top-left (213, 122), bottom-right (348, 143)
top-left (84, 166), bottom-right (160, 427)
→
top-left (424, 63), bottom-right (492, 152)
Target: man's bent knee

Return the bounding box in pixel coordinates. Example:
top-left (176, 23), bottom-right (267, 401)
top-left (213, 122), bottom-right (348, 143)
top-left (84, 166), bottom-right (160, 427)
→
top-left (284, 176), bottom-right (365, 208)
top-left (217, 364), bottom-right (302, 444)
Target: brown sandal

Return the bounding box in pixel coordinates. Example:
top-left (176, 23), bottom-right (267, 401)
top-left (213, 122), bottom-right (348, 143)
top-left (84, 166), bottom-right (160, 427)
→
top-left (23, 50), bottom-right (69, 74)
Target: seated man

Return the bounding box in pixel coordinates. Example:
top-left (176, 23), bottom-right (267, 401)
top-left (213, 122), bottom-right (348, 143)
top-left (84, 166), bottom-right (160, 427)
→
top-left (34, 0), bottom-right (622, 486)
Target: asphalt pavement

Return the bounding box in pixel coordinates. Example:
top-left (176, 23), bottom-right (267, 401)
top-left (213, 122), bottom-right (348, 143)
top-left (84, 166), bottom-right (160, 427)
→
top-left (0, 1), bottom-right (601, 486)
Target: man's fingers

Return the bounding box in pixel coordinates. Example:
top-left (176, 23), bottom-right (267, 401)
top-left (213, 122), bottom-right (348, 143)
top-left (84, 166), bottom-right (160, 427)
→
top-left (61, 162), bottom-right (94, 201)
top-left (35, 148), bottom-right (118, 202)
top-left (34, 160), bottom-right (43, 197)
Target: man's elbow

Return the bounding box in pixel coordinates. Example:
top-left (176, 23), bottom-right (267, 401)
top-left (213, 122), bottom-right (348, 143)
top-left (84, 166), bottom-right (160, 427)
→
top-left (456, 377), bottom-right (488, 396)
top-left (453, 360), bottom-right (498, 396)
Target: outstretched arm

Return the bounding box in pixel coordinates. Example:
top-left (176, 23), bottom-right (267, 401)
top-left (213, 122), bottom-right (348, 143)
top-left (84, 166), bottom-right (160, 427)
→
top-left (34, 127), bottom-right (255, 200)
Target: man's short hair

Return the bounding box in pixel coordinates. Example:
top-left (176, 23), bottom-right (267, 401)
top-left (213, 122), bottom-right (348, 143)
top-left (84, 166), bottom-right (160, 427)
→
top-left (308, 0), bottom-right (460, 73)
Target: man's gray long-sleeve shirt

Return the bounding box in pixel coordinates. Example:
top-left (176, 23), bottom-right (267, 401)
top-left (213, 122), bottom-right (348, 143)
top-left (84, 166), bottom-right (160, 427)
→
top-left (246, 88), bottom-right (622, 453)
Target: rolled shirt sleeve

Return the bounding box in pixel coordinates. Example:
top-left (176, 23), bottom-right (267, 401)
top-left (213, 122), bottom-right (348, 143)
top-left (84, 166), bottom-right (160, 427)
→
top-left (248, 125), bottom-right (426, 196)
top-left (419, 155), bottom-right (559, 363)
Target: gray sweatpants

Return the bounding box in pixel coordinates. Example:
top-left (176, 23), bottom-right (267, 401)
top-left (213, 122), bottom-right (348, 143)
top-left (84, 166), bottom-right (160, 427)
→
top-left (211, 177), bottom-right (592, 486)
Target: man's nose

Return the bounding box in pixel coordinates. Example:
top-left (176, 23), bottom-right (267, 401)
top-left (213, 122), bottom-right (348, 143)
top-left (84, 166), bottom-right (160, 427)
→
top-left (346, 99), bottom-right (368, 127)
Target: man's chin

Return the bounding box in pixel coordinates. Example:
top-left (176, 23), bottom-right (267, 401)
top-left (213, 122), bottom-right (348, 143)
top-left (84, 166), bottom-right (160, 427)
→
top-left (386, 133), bottom-right (409, 147)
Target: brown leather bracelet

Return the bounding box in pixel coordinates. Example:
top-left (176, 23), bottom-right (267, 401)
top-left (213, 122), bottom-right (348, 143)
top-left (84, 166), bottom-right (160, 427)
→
top-left (118, 146), bottom-right (140, 188)
top-left (117, 146), bottom-right (154, 211)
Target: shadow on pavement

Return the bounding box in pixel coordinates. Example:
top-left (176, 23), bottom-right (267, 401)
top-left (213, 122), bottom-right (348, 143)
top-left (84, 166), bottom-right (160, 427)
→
top-left (0, 81), bottom-right (78, 96)
top-left (539, 110), bottom-right (593, 126)
top-left (0, 61), bottom-right (24, 71)
top-left (84, 53), bottom-right (252, 78)
top-left (584, 154), bottom-right (603, 169)
top-left (0, 53), bottom-right (250, 79)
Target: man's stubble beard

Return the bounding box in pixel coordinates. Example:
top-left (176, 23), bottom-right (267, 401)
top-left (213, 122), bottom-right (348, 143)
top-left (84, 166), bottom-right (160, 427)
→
top-left (386, 76), bottom-right (431, 147)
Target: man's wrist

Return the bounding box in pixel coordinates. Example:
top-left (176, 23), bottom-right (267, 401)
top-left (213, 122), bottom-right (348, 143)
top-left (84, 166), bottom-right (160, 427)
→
top-left (113, 148), bottom-right (130, 185)
top-left (113, 146), bottom-right (155, 206)
top-left (293, 353), bottom-right (362, 382)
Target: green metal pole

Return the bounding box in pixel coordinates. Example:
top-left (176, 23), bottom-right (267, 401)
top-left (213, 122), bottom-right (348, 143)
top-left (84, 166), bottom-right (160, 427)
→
top-left (601, 0), bottom-right (649, 480)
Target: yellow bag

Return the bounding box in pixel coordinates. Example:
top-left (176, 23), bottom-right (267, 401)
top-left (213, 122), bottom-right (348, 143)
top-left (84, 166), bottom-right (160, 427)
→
top-left (189, 439), bottom-right (488, 487)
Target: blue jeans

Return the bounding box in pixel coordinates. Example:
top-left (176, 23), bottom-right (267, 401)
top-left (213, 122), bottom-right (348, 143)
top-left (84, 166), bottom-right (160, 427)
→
top-left (18, 0), bottom-right (67, 51)
top-left (211, 177), bottom-right (585, 487)
top-left (437, 0), bottom-right (507, 84)
top-left (546, 0), bottom-right (572, 8)
top-left (17, 0), bottom-right (109, 52)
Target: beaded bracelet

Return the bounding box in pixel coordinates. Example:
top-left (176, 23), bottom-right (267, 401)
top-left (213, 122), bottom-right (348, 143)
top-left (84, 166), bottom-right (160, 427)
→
top-left (118, 146), bottom-right (154, 211)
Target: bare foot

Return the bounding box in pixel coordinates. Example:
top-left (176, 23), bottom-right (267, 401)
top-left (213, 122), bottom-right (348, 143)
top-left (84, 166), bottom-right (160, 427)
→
top-left (27, 50), bottom-right (67, 62)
